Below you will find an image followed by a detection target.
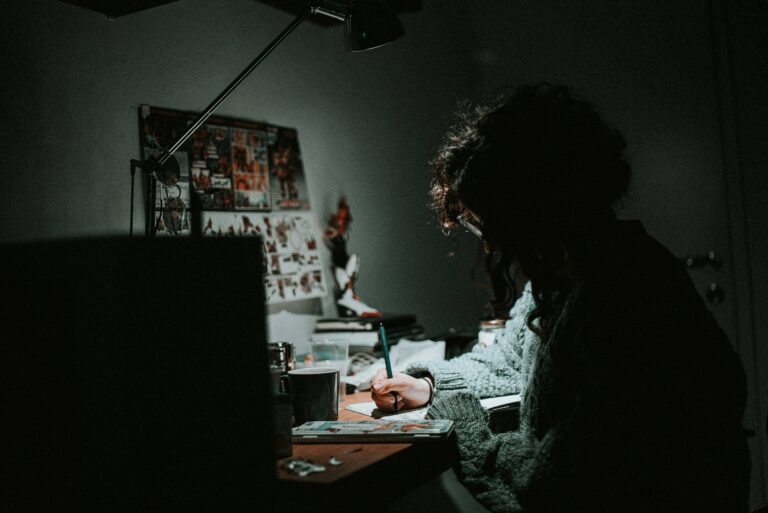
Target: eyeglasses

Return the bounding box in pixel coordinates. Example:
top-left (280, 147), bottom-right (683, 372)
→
top-left (456, 213), bottom-right (483, 240)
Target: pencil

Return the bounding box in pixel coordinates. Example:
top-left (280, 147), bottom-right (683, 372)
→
top-left (378, 323), bottom-right (398, 413)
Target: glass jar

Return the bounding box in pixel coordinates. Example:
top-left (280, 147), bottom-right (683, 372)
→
top-left (478, 319), bottom-right (506, 347)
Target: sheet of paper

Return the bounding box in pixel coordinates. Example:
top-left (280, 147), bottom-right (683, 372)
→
top-left (479, 394), bottom-right (521, 410)
top-left (346, 394), bottom-right (521, 420)
top-left (345, 401), bottom-right (429, 420)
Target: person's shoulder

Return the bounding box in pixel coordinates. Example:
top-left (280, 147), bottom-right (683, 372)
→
top-left (599, 220), bottom-right (688, 286)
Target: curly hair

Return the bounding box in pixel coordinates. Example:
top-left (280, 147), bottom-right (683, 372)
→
top-left (430, 84), bottom-right (631, 339)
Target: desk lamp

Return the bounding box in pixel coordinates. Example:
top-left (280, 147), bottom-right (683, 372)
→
top-left (129, 0), bottom-right (404, 236)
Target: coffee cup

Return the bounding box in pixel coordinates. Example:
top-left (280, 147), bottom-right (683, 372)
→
top-left (287, 367), bottom-right (340, 426)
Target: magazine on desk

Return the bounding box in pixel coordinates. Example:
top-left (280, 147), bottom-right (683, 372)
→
top-left (292, 419), bottom-right (454, 443)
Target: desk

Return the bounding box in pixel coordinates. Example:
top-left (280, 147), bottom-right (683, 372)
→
top-left (276, 392), bottom-right (458, 512)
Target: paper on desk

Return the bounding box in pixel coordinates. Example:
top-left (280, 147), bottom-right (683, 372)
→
top-left (344, 339), bottom-right (446, 391)
top-left (481, 394), bottom-right (521, 410)
top-left (346, 394), bottom-right (521, 420)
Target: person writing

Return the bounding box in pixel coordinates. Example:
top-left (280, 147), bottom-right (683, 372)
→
top-left (371, 280), bottom-right (537, 411)
top-left (372, 84), bottom-right (750, 513)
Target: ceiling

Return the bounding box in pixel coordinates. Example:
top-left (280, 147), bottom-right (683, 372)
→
top-left (58, 0), bottom-right (421, 24)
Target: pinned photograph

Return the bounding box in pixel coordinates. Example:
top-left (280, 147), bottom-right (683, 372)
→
top-left (232, 128), bottom-right (271, 210)
top-left (256, 213), bottom-right (326, 304)
top-left (187, 124), bottom-right (234, 210)
top-left (268, 126), bottom-right (310, 211)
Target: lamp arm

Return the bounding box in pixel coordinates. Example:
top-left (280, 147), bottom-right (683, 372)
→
top-left (160, 7), bottom-right (313, 164)
top-left (132, 3), bottom-right (352, 236)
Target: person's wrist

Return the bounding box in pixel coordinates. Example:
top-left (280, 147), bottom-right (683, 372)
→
top-left (413, 376), bottom-right (432, 407)
top-left (422, 376), bottom-right (435, 405)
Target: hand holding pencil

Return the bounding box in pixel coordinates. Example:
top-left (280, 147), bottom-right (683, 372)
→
top-left (371, 323), bottom-right (434, 412)
top-left (370, 369), bottom-right (433, 412)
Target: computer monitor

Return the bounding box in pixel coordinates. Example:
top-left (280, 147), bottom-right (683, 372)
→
top-left (1, 237), bottom-right (274, 512)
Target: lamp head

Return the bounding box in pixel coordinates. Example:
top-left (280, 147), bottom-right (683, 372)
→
top-left (313, 0), bottom-right (404, 52)
top-left (344, 0), bottom-right (404, 52)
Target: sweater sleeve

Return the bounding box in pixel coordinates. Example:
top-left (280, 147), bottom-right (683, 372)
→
top-left (426, 391), bottom-right (533, 513)
top-left (406, 285), bottom-right (535, 398)
top-left (427, 394), bottom-right (582, 513)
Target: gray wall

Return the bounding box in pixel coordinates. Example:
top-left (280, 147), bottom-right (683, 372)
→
top-left (0, 0), bottom-right (490, 336)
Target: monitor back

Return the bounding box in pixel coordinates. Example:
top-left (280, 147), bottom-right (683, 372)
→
top-left (1, 237), bottom-right (274, 513)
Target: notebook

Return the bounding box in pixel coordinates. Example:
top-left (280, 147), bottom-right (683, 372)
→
top-left (292, 419), bottom-right (454, 443)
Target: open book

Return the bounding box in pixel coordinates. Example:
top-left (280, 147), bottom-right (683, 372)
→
top-left (346, 394), bottom-right (521, 421)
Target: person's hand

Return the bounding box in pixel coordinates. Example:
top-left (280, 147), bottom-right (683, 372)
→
top-left (370, 369), bottom-right (432, 412)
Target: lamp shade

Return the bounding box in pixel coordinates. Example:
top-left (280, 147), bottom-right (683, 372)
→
top-left (344, 0), bottom-right (404, 52)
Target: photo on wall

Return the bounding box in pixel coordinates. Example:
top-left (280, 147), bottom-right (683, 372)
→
top-left (268, 126), bottom-right (310, 211)
top-left (151, 150), bottom-right (191, 236)
top-left (141, 106), bottom-right (188, 152)
top-left (259, 213), bottom-right (324, 303)
top-left (188, 124), bottom-right (234, 210)
top-left (139, 106), bottom-right (323, 304)
top-left (140, 106), bottom-right (306, 214)
top-left (231, 128), bottom-right (271, 210)
top-left (199, 211), bottom-right (326, 304)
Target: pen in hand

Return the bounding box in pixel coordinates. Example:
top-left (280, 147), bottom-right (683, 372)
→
top-left (378, 323), bottom-right (398, 413)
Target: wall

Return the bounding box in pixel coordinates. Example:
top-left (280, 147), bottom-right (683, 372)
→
top-left (0, 0), bottom-right (490, 337)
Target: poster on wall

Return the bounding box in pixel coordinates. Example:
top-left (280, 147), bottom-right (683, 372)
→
top-left (139, 106), bottom-right (324, 304)
top-left (140, 105), bottom-right (309, 217)
top-left (261, 213), bottom-right (325, 303)
top-left (200, 211), bottom-right (326, 304)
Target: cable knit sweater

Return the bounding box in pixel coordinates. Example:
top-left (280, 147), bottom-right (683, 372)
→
top-left (427, 221), bottom-right (750, 513)
top-left (406, 282), bottom-right (538, 398)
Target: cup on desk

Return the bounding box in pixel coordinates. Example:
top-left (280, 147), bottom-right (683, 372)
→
top-left (309, 337), bottom-right (349, 403)
top-left (287, 367), bottom-right (340, 425)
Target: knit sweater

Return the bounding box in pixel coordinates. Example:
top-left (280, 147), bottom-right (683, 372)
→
top-left (406, 282), bottom-right (538, 398)
top-left (427, 221), bottom-right (750, 513)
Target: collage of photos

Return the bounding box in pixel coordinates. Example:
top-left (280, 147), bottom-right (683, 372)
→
top-left (140, 106), bottom-right (311, 216)
top-left (200, 212), bottom-right (326, 304)
top-left (140, 106), bottom-right (323, 304)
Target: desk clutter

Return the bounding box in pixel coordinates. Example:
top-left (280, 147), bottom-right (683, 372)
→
top-left (268, 333), bottom-right (446, 459)
top-left (311, 312), bottom-right (424, 354)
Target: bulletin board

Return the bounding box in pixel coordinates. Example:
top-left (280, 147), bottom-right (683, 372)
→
top-left (139, 105), bottom-right (326, 304)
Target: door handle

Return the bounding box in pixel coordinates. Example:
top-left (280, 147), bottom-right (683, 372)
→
top-left (680, 250), bottom-right (722, 270)
top-left (706, 283), bottom-right (725, 305)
